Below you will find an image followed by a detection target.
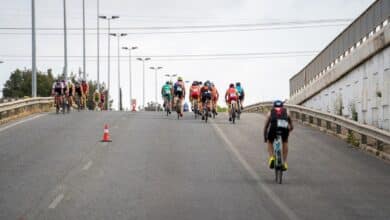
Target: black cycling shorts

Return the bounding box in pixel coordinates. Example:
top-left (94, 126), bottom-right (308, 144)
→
top-left (201, 93), bottom-right (212, 103)
top-left (175, 91), bottom-right (183, 99)
top-left (267, 128), bottom-right (289, 143)
top-left (239, 95), bottom-right (244, 101)
top-left (54, 88), bottom-right (63, 95)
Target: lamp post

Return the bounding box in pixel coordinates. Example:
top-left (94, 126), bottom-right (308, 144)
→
top-left (82, 0), bottom-right (86, 80)
top-left (136, 57), bottom-right (151, 109)
top-left (110, 33), bottom-right (127, 110)
top-left (122, 46), bottom-right (138, 110)
top-left (96, 0), bottom-right (100, 89)
top-left (63, 0), bottom-right (68, 80)
top-left (99, 15), bottom-right (119, 110)
top-left (150, 66), bottom-right (163, 111)
top-left (31, 0), bottom-right (37, 97)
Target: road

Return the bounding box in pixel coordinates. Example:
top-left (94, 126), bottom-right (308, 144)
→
top-left (0, 111), bottom-right (389, 220)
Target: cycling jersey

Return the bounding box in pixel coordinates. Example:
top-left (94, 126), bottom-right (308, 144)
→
top-left (268, 107), bottom-right (289, 142)
top-left (93, 92), bottom-right (100, 102)
top-left (52, 82), bottom-right (64, 95)
top-left (236, 86), bottom-right (244, 100)
top-left (81, 83), bottom-right (88, 94)
top-left (174, 81), bottom-right (184, 98)
top-left (226, 88), bottom-right (238, 103)
top-left (75, 85), bottom-right (82, 96)
top-left (190, 85), bottom-right (200, 99)
top-left (162, 84), bottom-right (172, 96)
top-left (200, 86), bottom-right (212, 103)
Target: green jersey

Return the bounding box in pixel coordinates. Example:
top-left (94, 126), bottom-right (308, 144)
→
top-left (162, 84), bottom-right (171, 95)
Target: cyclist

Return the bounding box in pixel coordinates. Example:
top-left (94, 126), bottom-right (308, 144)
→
top-left (100, 89), bottom-right (106, 110)
top-left (74, 81), bottom-right (83, 109)
top-left (189, 81), bottom-right (201, 112)
top-left (52, 79), bottom-right (64, 105)
top-left (173, 77), bottom-right (186, 117)
top-left (235, 82), bottom-right (245, 110)
top-left (200, 81), bottom-right (212, 120)
top-left (263, 100), bottom-right (294, 171)
top-left (67, 80), bottom-right (75, 110)
top-left (93, 89), bottom-right (100, 111)
top-left (225, 83), bottom-right (238, 122)
top-left (210, 82), bottom-right (219, 115)
top-left (81, 80), bottom-right (89, 109)
top-left (161, 81), bottom-right (172, 114)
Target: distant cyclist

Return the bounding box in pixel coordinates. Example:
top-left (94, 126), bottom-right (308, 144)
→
top-left (74, 81), bottom-right (83, 109)
top-left (100, 89), bottom-right (106, 110)
top-left (161, 81), bottom-right (172, 114)
top-left (93, 89), bottom-right (101, 111)
top-left (235, 82), bottom-right (245, 110)
top-left (67, 80), bottom-right (75, 110)
top-left (189, 81), bottom-right (201, 112)
top-left (225, 83), bottom-right (238, 122)
top-left (200, 81), bottom-right (212, 120)
top-left (173, 77), bottom-right (186, 117)
top-left (210, 82), bottom-right (219, 115)
top-left (263, 100), bottom-right (294, 171)
top-left (81, 80), bottom-right (89, 109)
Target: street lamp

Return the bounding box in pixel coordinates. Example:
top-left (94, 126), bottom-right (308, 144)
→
top-left (63, 0), bottom-right (68, 80)
top-left (110, 33), bottom-right (127, 110)
top-left (150, 66), bottom-right (163, 111)
top-left (136, 57), bottom-right (151, 109)
top-left (99, 15), bottom-right (119, 110)
top-left (31, 0), bottom-right (37, 97)
top-left (122, 46), bottom-right (138, 110)
top-left (164, 74), bottom-right (177, 82)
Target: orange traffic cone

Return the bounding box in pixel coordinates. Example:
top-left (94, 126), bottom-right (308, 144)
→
top-left (101, 124), bottom-right (112, 142)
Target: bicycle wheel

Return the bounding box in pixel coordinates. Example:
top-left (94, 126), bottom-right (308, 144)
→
top-left (55, 98), bottom-right (60, 114)
top-left (205, 108), bottom-right (208, 123)
top-left (62, 97), bottom-right (66, 114)
top-left (231, 104), bottom-right (236, 124)
top-left (176, 100), bottom-right (180, 119)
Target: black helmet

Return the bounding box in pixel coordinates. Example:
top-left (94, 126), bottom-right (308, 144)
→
top-left (229, 83), bottom-right (234, 88)
top-left (273, 100), bottom-right (284, 108)
top-left (166, 81), bottom-right (170, 85)
top-left (236, 82), bottom-right (241, 86)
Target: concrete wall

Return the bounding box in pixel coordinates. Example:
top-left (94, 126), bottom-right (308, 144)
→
top-left (302, 46), bottom-right (390, 131)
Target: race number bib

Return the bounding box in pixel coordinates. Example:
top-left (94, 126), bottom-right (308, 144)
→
top-left (229, 93), bottom-right (236, 98)
top-left (277, 119), bottom-right (288, 128)
top-left (176, 86), bottom-right (182, 92)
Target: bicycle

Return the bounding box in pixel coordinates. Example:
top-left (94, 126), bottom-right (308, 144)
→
top-left (230, 100), bottom-right (237, 124)
top-left (175, 97), bottom-right (182, 120)
top-left (274, 131), bottom-right (284, 184)
top-left (54, 93), bottom-right (63, 114)
top-left (74, 94), bottom-right (81, 111)
top-left (192, 99), bottom-right (199, 119)
top-left (203, 99), bottom-right (211, 123)
top-left (164, 96), bottom-right (170, 116)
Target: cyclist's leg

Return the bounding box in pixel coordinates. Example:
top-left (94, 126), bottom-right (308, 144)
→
top-left (282, 142), bottom-right (288, 162)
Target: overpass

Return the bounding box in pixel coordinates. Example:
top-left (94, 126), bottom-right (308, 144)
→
top-left (0, 110), bottom-right (389, 220)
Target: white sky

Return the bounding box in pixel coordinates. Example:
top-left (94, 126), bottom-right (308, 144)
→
top-left (0, 0), bottom-right (374, 109)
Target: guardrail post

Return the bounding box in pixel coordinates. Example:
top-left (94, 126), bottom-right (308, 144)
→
top-left (301, 114), bottom-right (306, 122)
top-left (317, 118), bottom-right (321, 127)
top-left (336, 124), bottom-right (341, 134)
top-left (377, 140), bottom-right (384, 152)
top-left (361, 135), bottom-right (367, 145)
top-left (326, 121), bottom-right (331, 130)
top-left (309, 116), bottom-right (313, 124)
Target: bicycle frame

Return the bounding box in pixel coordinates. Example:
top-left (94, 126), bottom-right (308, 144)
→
top-left (273, 133), bottom-right (284, 184)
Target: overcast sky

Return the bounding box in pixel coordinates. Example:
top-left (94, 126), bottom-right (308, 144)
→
top-left (0, 0), bottom-right (374, 109)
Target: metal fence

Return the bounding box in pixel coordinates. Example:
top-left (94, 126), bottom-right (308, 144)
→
top-left (290, 0), bottom-right (390, 95)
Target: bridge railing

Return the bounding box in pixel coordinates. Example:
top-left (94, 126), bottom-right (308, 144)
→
top-left (244, 102), bottom-right (390, 160)
top-left (0, 97), bottom-right (53, 124)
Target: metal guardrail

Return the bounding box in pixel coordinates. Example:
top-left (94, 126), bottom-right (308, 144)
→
top-left (244, 102), bottom-right (390, 152)
top-left (0, 97), bottom-right (53, 122)
top-left (290, 0), bottom-right (390, 95)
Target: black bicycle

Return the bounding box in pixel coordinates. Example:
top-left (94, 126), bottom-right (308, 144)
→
top-left (230, 100), bottom-right (237, 124)
top-left (273, 132), bottom-right (284, 184)
top-left (236, 99), bottom-right (241, 120)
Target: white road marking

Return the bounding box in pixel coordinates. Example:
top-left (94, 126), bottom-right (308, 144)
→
top-left (48, 193), bottom-right (64, 209)
top-left (0, 113), bottom-right (46, 133)
top-left (212, 122), bottom-right (299, 220)
top-left (82, 160), bottom-right (93, 170)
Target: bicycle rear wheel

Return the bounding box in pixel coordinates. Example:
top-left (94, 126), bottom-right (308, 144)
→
top-left (231, 104), bottom-right (236, 124)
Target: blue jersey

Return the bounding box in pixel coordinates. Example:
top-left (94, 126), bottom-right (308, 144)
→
top-left (236, 86), bottom-right (243, 96)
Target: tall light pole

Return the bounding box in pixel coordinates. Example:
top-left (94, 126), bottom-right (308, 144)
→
top-left (136, 57), bottom-right (151, 109)
top-left (96, 0), bottom-right (100, 89)
top-left (82, 0), bottom-right (86, 80)
top-left (122, 46), bottom-right (138, 110)
top-left (31, 0), bottom-right (37, 97)
top-left (63, 0), bottom-right (68, 80)
top-left (99, 15), bottom-right (119, 110)
top-left (110, 33), bottom-right (127, 110)
top-left (150, 66), bottom-right (163, 111)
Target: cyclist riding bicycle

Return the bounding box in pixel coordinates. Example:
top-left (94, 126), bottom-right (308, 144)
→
top-left (225, 83), bottom-right (238, 122)
top-left (189, 81), bottom-right (201, 112)
top-left (81, 80), bottom-right (89, 109)
top-left (93, 89), bottom-right (101, 111)
top-left (263, 100), bottom-right (294, 171)
top-left (100, 89), bottom-right (106, 110)
top-left (74, 81), bottom-right (83, 108)
top-left (161, 81), bottom-right (172, 114)
top-left (235, 82), bottom-right (245, 110)
top-left (67, 80), bottom-right (75, 110)
top-left (200, 81), bottom-right (212, 120)
top-left (173, 77), bottom-right (186, 117)
top-left (52, 79), bottom-right (64, 96)
top-left (210, 82), bottom-right (219, 115)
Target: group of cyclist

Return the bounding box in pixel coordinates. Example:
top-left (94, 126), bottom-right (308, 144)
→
top-left (51, 78), bottom-right (105, 111)
top-left (161, 76), bottom-right (245, 121)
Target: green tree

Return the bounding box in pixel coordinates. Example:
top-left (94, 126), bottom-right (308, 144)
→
top-left (2, 68), bottom-right (55, 98)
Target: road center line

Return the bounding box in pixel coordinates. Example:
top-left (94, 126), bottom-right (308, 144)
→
top-left (48, 193), bottom-right (64, 209)
top-left (211, 122), bottom-right (299, 220)
top-left (82, 160), bottom-right (93, 170)
top-left (0, 113), bottom-right (46, 133)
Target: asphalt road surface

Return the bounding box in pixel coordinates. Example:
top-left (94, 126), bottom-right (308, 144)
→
top-left (0, 111), bottom-right (389, 220)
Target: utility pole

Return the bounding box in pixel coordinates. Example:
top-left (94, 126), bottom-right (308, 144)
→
top-left (31, 0), bottom-right (37, 97)
top-left (63, 0), bottom-right (68, 79)
top-left (82, 0), bottom-right (86, 80)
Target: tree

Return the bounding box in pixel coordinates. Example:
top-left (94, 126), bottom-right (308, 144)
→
top-left (2, 68), bottom-right (55, 98)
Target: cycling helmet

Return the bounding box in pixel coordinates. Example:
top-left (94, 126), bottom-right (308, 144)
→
top-left (165, 81), bottom-right (170, 85)
top-left (229, 83), bottom-right (234, 88)
top-left (205, 80), bottom-right (211, 87)
top-left (236, 82), bottom-right (241, 86)
top-left (192, 81), bottom-right (197, 86)
top-left (198, 81), bottom-right (202, 85)
top-left (177, 76), bottom-right (183, 81)
top-left (273, 100), bottom-right (284, 108)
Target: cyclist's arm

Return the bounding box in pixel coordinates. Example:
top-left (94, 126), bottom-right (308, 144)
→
top-left (263, 112), bottom-right (271, 142)
top-left (216, 89), bottom-right (219, 100)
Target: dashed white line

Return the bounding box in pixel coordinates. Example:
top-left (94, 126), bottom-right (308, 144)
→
top-left (212, 122), bottom-right (299, 220)
top-left (82, 160), bottom-right (93, 170)
top-left (48, 193), bottom-right (64, 209)
top-left (0, 114), bottom-right (46, 133)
